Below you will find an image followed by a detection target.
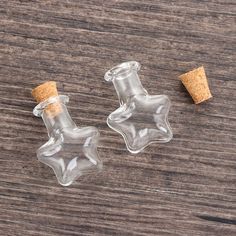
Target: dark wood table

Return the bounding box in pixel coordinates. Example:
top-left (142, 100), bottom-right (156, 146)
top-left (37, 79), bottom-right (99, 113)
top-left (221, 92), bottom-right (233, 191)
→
top-left (0, 1), bottom-right (235, 235)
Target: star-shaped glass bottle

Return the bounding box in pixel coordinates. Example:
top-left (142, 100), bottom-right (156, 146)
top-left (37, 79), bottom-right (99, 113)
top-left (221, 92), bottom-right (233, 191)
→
top-left (33, 95), bottom-right (102, 186)
top-left (105, 61), bottom-right (173, 153)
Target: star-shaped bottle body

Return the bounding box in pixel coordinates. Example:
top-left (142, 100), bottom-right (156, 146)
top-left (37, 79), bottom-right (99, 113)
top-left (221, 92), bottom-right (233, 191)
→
top-left (105, 61), bottom-right (173, 153)
top-left (33, 95), bottom-right (102, 186)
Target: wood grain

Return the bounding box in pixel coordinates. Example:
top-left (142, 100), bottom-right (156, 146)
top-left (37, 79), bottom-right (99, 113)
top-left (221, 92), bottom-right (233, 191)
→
top-left (0, 0), bottom-right (236, 235)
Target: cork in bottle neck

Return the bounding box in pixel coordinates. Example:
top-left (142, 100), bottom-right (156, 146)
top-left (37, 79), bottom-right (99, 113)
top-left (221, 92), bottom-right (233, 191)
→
top-left (31, 81), bottom-right (62, 117)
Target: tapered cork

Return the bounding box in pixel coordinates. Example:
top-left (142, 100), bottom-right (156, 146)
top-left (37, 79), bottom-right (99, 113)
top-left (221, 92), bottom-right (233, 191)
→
top-left (179, 66), bottom-right (212, 104)
top-left (32, 81), bottom-right (62, 117)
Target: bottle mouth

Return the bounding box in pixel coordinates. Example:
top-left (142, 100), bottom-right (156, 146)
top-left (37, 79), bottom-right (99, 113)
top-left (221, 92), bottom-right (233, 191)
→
top-left (104, 61), bottom-right (141, 82)
top-left (33, 95), bottom-right (69, 117)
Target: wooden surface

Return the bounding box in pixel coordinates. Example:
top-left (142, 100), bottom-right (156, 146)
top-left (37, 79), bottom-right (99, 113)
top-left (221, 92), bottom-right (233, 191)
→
top-left (0, 0), bottom-right (236, 235)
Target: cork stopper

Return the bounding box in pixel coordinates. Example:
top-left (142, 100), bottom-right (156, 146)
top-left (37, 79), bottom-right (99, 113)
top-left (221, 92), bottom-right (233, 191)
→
top-left (32, 81), bottom-right (62, 117)
top-left (179, 66), bottom-right (212, 104)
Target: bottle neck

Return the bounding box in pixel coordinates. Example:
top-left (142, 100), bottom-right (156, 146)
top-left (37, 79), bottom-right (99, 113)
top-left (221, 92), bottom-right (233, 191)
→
top-left (113, 71), bottom-right (147, 105)
top-left (42, 103), bottom-right (76, 137)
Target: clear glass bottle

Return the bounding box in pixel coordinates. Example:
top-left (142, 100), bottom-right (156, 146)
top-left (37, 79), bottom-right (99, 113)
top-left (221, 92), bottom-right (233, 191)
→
top-left (33, 95), bottom-right (102, 186)
top-left (105, 61), bottom-right (173, 153)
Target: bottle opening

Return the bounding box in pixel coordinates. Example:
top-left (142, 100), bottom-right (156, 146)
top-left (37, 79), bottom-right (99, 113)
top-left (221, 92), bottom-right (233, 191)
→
top-left (33, 95), bottom-right (69, 117)
top-left (104, 61), bottom-right (141, 82)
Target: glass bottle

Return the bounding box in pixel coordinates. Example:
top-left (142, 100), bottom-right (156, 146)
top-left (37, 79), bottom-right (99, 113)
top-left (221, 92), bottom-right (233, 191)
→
top-left (105, 61), bottom-right (173, 153)
top-left (33, 95), bottom-right (102, 186)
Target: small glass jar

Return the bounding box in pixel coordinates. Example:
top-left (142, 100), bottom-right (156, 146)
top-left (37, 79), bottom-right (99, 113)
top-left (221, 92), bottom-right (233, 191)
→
top-left (33, 95), bottom-right (102, 186)
top-left (105, 61), bottom-right (173, 153)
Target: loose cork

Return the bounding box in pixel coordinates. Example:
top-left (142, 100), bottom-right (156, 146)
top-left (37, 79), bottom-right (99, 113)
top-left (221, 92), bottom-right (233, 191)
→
top-left (179, 66), bottom-right (212, 104)
top-left (31, 81), bottom-right (62, 117)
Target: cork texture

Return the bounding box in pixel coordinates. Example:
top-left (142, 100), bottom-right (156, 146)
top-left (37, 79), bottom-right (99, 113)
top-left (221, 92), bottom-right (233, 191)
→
top-left (179, 66), bottom-right (212, 104)
top-left (31, 81), bottom-right (62, 116)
